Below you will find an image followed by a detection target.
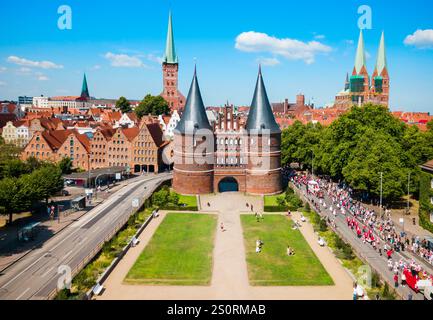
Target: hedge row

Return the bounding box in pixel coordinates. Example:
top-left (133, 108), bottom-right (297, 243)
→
top-left (161, 205), bottom-right (198, 212)
top-left (419, 171), bottom-right (433, 234)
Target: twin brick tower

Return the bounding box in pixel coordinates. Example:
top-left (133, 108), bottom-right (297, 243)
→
top-left (160, 13), bottom-right (282, 195)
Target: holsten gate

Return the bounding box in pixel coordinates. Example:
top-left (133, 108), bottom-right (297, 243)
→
top-left (173, 67), bottom-right (282, 195)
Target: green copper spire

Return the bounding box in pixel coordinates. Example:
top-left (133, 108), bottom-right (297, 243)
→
top-left (354, 30), bottom-right (367, 74)
top-left (375, 31), bottom-right (387, 75)
top-left (163, 11), bottom-right (178, 64)
top-left (80, 73), bottom-right (90, 99)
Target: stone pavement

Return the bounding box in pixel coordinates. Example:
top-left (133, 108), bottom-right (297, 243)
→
top-left (98, 193), bottom-right (353, 300)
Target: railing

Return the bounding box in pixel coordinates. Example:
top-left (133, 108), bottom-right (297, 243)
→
top-left (291, 182), bottom-right (404, 300)
top-left (45, 177), bottom-right (169, 300)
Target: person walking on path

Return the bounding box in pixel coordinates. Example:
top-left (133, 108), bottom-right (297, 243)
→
top-left (393, 273), bottom-right (399, 288)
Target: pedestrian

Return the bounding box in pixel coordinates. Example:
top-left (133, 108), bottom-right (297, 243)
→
top-left (393, 274), bottom-right (399, 288)
top-left (220, 222), bottom-right (225, 232)
top-left (407, 293), bottom-right (413, 300)
top-left (353, 282), bottom-right (358, 301)
top-left (401, 272), bottom-right (406, 287)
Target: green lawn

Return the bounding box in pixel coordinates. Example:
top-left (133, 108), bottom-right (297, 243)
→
top-left (125, 213), bottom-right (217, 285)
top-left (264, 195), bottom-right (284, 206)
top-left (178, 194), bottom-right (197, 207)
top-left (241, 214), bottom-right (333, 286)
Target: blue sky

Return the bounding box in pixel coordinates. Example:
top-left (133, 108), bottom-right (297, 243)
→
top-left (1, 0), bottom-right (433, 112)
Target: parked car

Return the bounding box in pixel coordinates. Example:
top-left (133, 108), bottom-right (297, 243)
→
top-left (64, 179), bottom-right (75, 186)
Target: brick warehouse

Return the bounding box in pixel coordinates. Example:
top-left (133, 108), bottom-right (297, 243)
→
top-left (173, 66), bottom-right (282, 195)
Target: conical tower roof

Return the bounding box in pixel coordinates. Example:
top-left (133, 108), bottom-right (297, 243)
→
top-left (175, 67), bottom-right (212, 134)
top-left (375, 31), bottom-right (387, 76)
top-left (246, 67), bottom-right (281, 134)
top-left (163, 11), bottom-right (178, 64)
top-left (354, 30), bottom-right (367, 74)
top-left (81, 73), bottom-right (90, 99)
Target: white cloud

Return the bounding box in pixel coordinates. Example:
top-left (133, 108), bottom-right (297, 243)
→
top-left (314, 34), bottom-right (326, 40)
top-left (345, 39), bottom-right (355, 45)
top-left (37, 75), bottom-right (49, 81)
top-left (0, 67), bottom-right (6, 73)
top-left (0, 81), bottom-right (6, 86)
top-left (256, 57), bottom-right (280, 66)
top-left (404, 29), bottom-right (433, 49)
top-left (17, 67), bottom-right (32, 75)
top-left (104, 52), bottom-right (146, 68)
top-left (235, 31), bottom-right (332, 64)
top-left (147, 54), bottom-right (164, 64)
top-left (92, 65), bottom-right (101, 70)
top-left (7, 56), bottom-right (63, 69)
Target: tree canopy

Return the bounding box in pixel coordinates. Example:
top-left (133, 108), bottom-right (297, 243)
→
top-left (135, 94), bottom-right (170, 118)
top-left (116, 96), bottom-right (132, 114)
top-left (281, 104), bottom-right (433, 200)
top-left (0, 153), bottom-right (64, 223)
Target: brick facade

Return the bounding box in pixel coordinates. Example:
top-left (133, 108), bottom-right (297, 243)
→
top-left (174, 103), bottom-right (282, 195)
top-left (161, 63), bottom-right (185, 112)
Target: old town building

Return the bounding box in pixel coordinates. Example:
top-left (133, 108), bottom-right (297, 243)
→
top-left (131, 121), bottom-right (167, 173)
top-left (107, 127), bottom-right (137, 168)
top-left (173, 67), bottom-right (282, 195)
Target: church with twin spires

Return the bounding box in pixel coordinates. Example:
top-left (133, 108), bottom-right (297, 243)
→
top-left (334, 30), bottom-right (390, 109)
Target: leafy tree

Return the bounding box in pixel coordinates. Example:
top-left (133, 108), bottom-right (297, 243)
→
top-left (168, 192), bottom-right (179, 206)
top-left (0, 159), bottom-right (30, 179)
top-left (151, 186), bottom-right (170, 207)
top-left (116, 96), bottom-right (132, 114)
top-left (0, 143), bottom-right (21, 163)
top-left (135, 94), bottom-right (170, 118)
top-left (0, 177), bottom-right (32, 224)
top-left (28, 165), bottom-right (63, 204)
top-left (342, 128), bottom-right (406, 200)
top-left (58, 157), bottom-right (73, 174)
top-left (25, 156), bottom-right (44, 172)
top-left (427, 119), bottom-right (433, 132)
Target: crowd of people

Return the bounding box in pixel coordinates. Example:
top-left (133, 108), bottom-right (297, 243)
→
top-left (292, 173), bottom-right (433, 293)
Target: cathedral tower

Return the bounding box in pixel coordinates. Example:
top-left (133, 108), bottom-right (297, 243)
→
top-left (160, 12), bottom-right (186, 111)
top-left (371, 31), bottom-right (389, 106)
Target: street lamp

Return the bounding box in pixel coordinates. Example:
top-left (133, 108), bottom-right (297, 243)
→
top-left (379, 172), bottom-right (383, 218)
top-left (407, 171), bottom-right (411, 215)
top-left (311, 149), bottom-right (315, 177)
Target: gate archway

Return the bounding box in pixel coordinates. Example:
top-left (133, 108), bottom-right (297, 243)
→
top-left (218, 177), bottom-right (239, 193)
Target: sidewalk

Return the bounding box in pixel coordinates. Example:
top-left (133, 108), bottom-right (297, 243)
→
top-left (0, 181), bottom-right (128, 273)
top-left (98, 194), bottom-right (353, 300)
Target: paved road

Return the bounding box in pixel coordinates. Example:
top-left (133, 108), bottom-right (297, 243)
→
top-left (0, 173), bottom-right (172, 300)
top-left (293, 182), bottom-right (425, 300)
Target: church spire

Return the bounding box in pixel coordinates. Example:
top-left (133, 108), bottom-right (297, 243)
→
top-left (80, 73), bottom-right (90, 99)
top-left (163, 11), bottom-right (178, 64)
top-left (354, 29), bottom-right (367, 75)
top-left (246, 67), bottom-right (280, 134)
top-left (175, 67), bottom-right (211, 133)
top-left (375, 31), bottom-right (387, 76)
